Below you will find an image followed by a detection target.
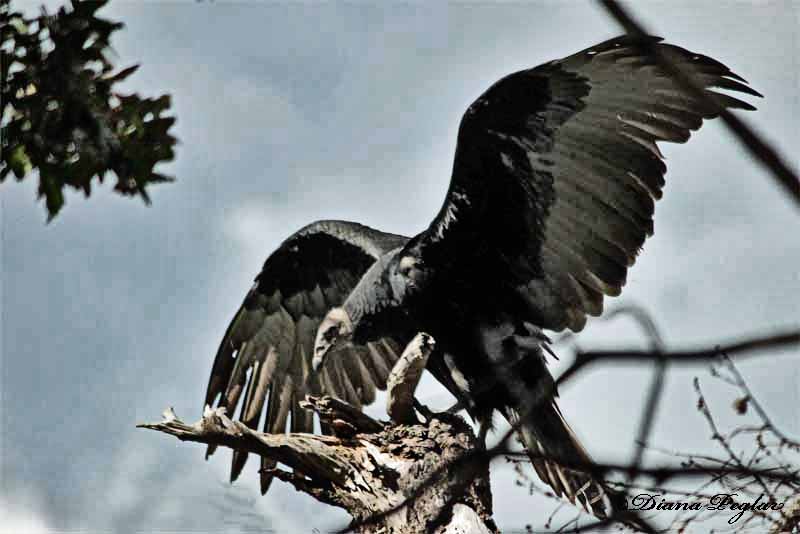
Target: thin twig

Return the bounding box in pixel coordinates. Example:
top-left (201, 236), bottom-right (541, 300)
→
top-left (597, 0), bottom-right (800, 206)
top-left (556, 330), bottom-right (799, 387)
top-left (718, 352), bottom-right (800, 449)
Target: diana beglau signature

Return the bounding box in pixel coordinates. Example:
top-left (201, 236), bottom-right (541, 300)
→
top-left (623, 493), bottom-right (785, 524)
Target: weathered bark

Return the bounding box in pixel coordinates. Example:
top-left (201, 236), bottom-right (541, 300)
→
top-left (385, 332), bottom-right (434, 425)
top-left (139, 333), bottom-right (498, 533)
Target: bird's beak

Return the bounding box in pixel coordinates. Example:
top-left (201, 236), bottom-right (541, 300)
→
top-left (312, 307), bottom-right (353, 372)
top-left (312, 336), bottom-right (333, 372)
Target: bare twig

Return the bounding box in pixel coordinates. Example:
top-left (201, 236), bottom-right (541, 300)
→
top-left (504, 451), bottom-right (800, 487)
top-left (556, 330), bottom-right (799, 387)
top-left (300, 395), bottom-right (384, 435)
top-left (597, 0), bottom-right (800, 206)
top-left (716, 353), bottom-right (800, 450)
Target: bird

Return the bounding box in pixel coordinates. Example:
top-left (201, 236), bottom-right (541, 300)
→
top-left (204, 34), bottom-right (760, 515)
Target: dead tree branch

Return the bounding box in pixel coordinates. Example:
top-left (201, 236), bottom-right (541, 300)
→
top-left (139, 334), bottom-right (498, 534)
top-left (556, 330), bottom-right (799, 387)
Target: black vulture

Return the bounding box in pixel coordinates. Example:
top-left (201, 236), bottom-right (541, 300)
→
top-left (205, 35), bottom-right (760, 514)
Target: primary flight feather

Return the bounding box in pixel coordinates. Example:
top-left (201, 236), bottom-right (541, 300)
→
top-left (205, 35), bottom-right (759, 514)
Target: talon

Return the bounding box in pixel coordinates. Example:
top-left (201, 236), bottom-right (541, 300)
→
top-left (513, 334), bottom-right (541, 352)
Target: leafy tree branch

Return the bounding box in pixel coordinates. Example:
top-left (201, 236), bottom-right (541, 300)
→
top-left (1, 0), bottom-right (177, 220)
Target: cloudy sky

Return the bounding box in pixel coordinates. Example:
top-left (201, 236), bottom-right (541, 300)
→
top-left (2, 1), bottom-right (798, 533)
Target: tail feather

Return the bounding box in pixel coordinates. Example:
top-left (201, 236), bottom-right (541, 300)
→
top-left (505, 402), bottom-right (609, 518)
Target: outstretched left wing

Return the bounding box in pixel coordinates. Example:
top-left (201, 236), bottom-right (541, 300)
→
top-left (408, 35), bottom-right (760, 332)
top-left (206, 220), bottom-right (407, 492)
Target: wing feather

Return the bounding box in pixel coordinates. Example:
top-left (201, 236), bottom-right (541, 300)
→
top-left (412, 34), bottom-right (758, 332)
top-left (204, 220), bottom-right (409, 490)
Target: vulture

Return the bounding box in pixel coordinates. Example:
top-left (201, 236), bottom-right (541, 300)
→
top-left (204, 35), bottom-right (759, 515)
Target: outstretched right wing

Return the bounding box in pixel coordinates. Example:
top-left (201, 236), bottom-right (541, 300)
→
top-left (205, 220), bottom-right (408, 492)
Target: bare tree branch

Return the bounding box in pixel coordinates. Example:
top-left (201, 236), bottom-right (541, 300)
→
top-left (713, 353), bottom-right (800, 450)
top-left (139, 402), bottom-right (498, 534)
top-left (556, 330), bottom-right (799, 387)
top-left (597, 0), bottom-right (800, 207)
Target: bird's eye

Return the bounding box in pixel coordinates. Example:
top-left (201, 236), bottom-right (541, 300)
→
top-left (324, 326), bottom-right (337, 342)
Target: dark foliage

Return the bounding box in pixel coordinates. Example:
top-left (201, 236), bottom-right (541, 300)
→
top-left (1, 0), bottom-right (177, 220)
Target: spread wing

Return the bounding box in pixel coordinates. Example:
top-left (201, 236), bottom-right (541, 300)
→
top-left (205, 220), bottom-right (408, 492)
top-left (411, 35), bottom-right (760, 332)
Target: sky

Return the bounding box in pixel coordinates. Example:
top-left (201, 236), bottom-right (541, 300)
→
top-left (1, 1), bottom-right (798, 533)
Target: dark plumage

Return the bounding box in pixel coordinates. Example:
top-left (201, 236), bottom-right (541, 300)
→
top-left (205, 220), bottom-right (409, 492)
top-left (205, 35), bottom-right (759, 514)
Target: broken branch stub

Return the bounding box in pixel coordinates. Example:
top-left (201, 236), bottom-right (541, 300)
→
top-left (386, 332), bottom-right (435, 425)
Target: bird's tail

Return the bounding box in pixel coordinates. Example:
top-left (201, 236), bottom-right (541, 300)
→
top-left (504, 402), bottom-right (609, 518)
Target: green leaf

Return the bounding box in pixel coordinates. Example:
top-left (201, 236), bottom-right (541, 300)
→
top-left (103, 64), bottom-right (139, 84)
top-left (8, 144), bottom-right (32, 178)
top-left (40, 175), bottom-right (65, 221)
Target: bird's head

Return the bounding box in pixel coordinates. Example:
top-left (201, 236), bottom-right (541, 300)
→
top-left (312, 307), bottom-right (354, 372)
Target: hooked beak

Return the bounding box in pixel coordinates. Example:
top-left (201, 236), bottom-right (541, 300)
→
top-left (312, 307), bottom-right (353, 372)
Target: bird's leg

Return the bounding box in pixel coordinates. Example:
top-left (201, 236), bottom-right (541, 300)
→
top-left (475, 415), bottom-right (493, 450)
top-left (476, 421), bottom-right (492, 450)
